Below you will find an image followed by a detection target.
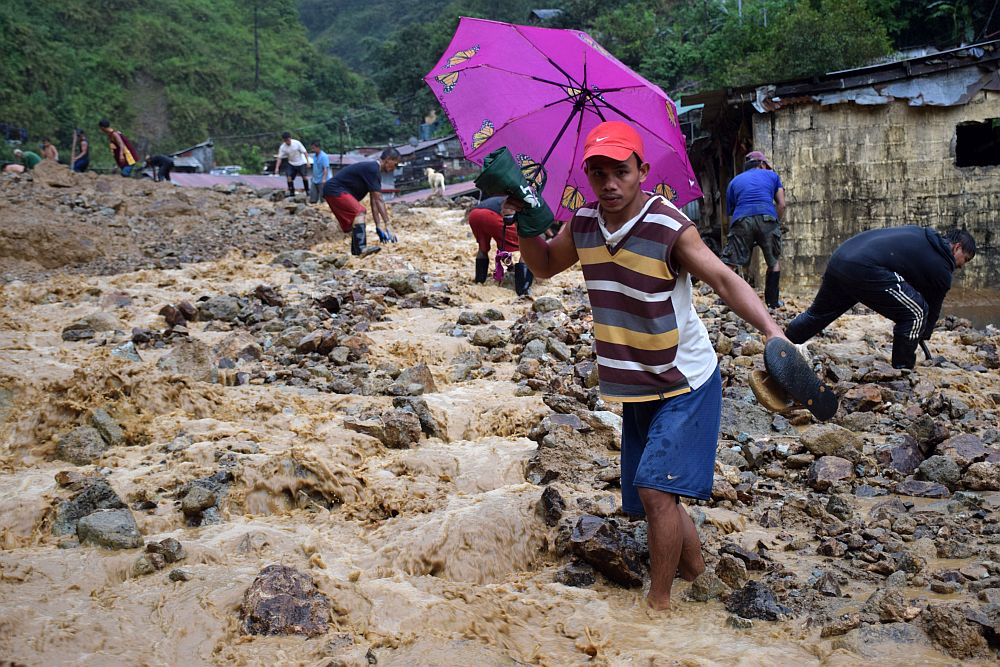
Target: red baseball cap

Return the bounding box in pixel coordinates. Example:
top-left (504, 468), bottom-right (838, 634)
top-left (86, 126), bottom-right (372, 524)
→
top-left (582, 121), bottom-right (644, 166)
top-left (745, 150), bottom-right (769, 164)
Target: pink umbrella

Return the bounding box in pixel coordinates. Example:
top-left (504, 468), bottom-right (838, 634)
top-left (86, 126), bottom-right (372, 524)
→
top-left (424, 17), bottom-right (701, 221)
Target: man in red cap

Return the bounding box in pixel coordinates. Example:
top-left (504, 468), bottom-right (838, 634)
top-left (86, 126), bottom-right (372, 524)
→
top-left (721, 150), bottom-right (786, 307)
top-left (512, 120), bottom-right (790, 610)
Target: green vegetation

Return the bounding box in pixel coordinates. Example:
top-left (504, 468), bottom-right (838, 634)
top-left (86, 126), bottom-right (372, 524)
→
top-left (0, 0), bottom-right (993, 169)
top-left (0, 0), bottom-right (391, 170)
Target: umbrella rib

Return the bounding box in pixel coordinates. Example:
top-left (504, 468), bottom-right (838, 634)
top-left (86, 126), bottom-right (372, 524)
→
top-left (540, 97), bottom-right (587, 167)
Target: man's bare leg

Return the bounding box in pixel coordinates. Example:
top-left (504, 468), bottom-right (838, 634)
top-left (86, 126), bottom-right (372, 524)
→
top-left (639, 488), bottom-right (685, 610)
top-left (676, 504), bottom-right (706, 582)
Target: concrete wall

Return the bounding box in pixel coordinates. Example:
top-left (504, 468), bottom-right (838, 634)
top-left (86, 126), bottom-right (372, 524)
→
top-left (752, 90), bottom-right (999, 293)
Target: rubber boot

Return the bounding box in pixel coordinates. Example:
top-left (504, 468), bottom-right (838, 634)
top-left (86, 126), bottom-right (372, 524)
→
top-left (475, 256), bottom-right (489, 284)
top-left (764, 270), bottom-right (781, 308)
top-left (514, 262), bottom-right (533, 296)
top-left (351, 225), bottom-right (380, 257)
top-left (287, 182), bottom-right (296, 198)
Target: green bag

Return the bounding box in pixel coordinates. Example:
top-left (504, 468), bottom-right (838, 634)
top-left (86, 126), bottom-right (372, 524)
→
top-left (474, 147), bottom-right (554, 238)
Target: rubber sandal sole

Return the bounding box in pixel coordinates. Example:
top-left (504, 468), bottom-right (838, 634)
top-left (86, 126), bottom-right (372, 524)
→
top-left (762, 338), bottom-right (838, 421)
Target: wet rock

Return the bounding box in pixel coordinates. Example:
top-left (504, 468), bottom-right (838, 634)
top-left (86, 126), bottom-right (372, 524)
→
top-left (814, 571), bottom-right (843, 597)
top-left (146, 537), bottom-right (186, 563)
top-left (394, 363), bottom-right (437, 394)
top-left (470, 325), bottom-right (509, 349)
top-left (923, 605), bottom-right (989, 659)
top-left (169, 568), bottom-right (193, 582)
top-left (52, 478), bottom-right (127, 535)
top-left (570, 515), bottom-right (644, 587)
top-left (800, 424), bottom-right (863, 463)
top-left (554, 562), bottom-right (595, 587)
top-left (719, 543), bottom-right (765, 571)
top-left (687, 572), bottom-right (729, 602)
top-left (720, 398), bottom-right (772, 439)
top-left (156, 337), bottom-right (218, 383)
top-left (817, 538), bottom-right (848, 558)
top-left (808, 456), bottom-right (854, 491)
top-left (874, 434), bottom-right (923, 475)
top-left (532, 296), bottom-right (563, 313)
top-left (89, 408), bottom-right (125, 447)
top-left (825, 494), bottom-right (854, 521)
top-left (861, 588), bottom-right (909, 623)
top-left (836, 622), bottom-right (932, 657)
top-left (392, 396), bottom-right (446, 440)
top-left (930, 580), bottom-right (962, 594)
top-left (132, 552), bottom-right (166, 576)
top-left (197, 295), bottom-right (241, 322)
top-left (715, 554), bottom-right (748, 589)
top-left (906, 415), bottom-right (950, 455)
top-left (963, 461), bottom-right (1000, 490)
top-left (77, 508), bottom-right (143, 549)
top-left (181, 486), bottom-right (217, 515)
top-left (725, 581), bottom-right (790, 621)
top-left (253, 284), bottom-right (284, 307)
top-left (387, 272), bottom-right (426, 296)
top-left (894, 478), bottom-right (950, 498)
top-left (820, 614), bottom-right (860, 637)
top-left (537, 486), bottom-right (565, 526)
top-left (727, 615), bottom-right (754, 629)
top-left (916, 455), bottom-right (961, 490)
top-left (240, 564), bottom-right (331, 637)
top-left (381, 410), bottom-right (422, 449)
top-left (842, 383), bottom-right (883, 412)
top-left (938, 434), bottom-right (989, 468)
top-left (56, 426), bottom-right (107, 465)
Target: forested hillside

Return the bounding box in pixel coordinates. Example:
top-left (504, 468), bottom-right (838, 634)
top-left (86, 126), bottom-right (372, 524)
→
top-left (0, 0), bottom-right (392, 170)
top-left (2, 0), bottom-right (994, 170)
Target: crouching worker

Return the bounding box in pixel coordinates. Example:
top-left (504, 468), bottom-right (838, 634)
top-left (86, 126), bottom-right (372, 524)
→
top-left (468, 196), bottom-right (533, 295)
top-left (786, 225), bottom-right (975, 369)
top-left (322, 148), bottom-right (400, 257)
top-left (512, 120), bottom-right (792, 610)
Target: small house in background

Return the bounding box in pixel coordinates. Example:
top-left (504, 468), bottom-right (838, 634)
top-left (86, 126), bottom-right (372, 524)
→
top-left (528, 9), bottom-right (563, 24)
top-left (682, 39), bottom-right (1000, 292)
top-left (169, 139), bottom-right (214, 173)
top-left (393, 134), bottom-right (479, 193)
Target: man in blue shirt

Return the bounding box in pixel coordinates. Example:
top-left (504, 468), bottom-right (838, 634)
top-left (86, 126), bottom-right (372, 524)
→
top-left (722, 151), bottom-right (786, 307)
top-left (309, 141), bottom-right (330, 204)
top-left (322, 147), bottom-right (400, 256)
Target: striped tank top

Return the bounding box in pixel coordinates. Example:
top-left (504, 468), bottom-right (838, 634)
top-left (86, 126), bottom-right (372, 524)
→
top-left (571, 195), bottom-right (717, 402)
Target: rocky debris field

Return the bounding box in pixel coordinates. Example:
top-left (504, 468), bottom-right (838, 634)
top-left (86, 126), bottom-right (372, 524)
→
top-left (0, 164), bottom-right (998, 666)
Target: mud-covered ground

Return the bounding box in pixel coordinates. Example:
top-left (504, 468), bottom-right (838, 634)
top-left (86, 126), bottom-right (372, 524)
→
top-left (0, 164), bottom-right (998, 666)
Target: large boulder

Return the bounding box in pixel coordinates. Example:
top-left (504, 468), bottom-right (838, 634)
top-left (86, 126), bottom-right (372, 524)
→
top-left (874, 434), bottom-right (923, 475)
top-left (52, 478), bottom-right (126, 535)
top-left (156, 337), bottom-right (218, 383)
top-left (570, 515), bottom-right (645, 587)
top-left (56, 426), bottom-right (107, 465)
top-left (77, 509), bottom-right (143, 549)
top-left (240, 564), bottom-right (331, 637)
top-left (808, 456), bottom-right (855, 491)
top-left (800, 424), bottom-right (864, 463)
top-left (916, 455), bottom-right (961, 490)
top-left (725, 581), bottom-right (790, 621)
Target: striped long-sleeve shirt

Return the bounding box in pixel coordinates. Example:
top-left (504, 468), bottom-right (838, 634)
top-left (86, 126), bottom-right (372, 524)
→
top-left (571, 195), bottom-right (717, 402)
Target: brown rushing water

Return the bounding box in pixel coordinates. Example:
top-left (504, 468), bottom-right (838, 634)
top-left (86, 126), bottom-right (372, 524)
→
top-left (0, 202), bottom-right (996, 666)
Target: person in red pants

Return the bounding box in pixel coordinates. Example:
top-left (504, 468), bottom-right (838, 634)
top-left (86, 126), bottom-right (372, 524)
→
top-left (468, 196), bottom-right (533, 294)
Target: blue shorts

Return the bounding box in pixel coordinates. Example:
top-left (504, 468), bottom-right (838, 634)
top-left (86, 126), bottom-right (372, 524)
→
top-left (620, 365), bottom-right (722, 515)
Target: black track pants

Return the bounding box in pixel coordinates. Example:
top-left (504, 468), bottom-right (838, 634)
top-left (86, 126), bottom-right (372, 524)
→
top-left (786, 266), bottom-right (928, 369)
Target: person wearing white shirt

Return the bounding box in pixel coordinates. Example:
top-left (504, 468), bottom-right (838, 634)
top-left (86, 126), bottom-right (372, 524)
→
top-left (274, 131), bottom-right (309, 198)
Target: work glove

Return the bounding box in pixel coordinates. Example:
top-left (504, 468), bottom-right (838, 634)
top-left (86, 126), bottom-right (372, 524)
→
top-left (376, 227), bottom-right (397, 243)
top-left (474, 147), bottom-right (554, 238)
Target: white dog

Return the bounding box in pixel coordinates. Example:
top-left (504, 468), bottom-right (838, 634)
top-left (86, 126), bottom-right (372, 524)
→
top-left (425, 167), bottom-right (446, 195)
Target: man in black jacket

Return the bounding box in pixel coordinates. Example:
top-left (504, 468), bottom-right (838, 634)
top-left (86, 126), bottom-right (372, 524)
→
top-left (786, 226), bottom-right (975, 369)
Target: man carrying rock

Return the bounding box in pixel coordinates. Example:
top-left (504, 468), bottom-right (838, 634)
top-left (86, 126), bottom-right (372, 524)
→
top-left (322, 148), bottom-right (400, 257)
top-left (512, 121), bottom-right (797, 610)
top-left (721, 151), bottom-right (786, 308)
top-left (98, 119), bottom-right (140, 177)
top-left (785, 225), bottom-right (975, 369)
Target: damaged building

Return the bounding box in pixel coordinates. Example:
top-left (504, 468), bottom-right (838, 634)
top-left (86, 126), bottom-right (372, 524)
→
top-left (683, 40), bottom-right (1000, 292)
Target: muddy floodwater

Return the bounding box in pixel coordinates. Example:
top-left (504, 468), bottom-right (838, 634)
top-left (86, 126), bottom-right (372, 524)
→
top-left (1, 167), bottom-right (998, 666)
